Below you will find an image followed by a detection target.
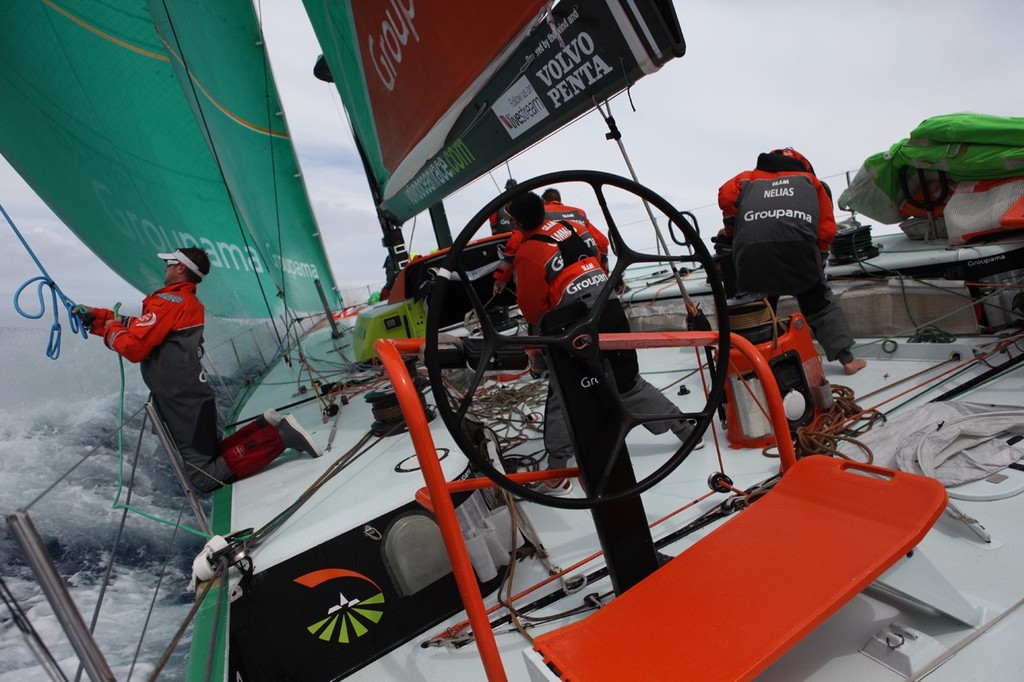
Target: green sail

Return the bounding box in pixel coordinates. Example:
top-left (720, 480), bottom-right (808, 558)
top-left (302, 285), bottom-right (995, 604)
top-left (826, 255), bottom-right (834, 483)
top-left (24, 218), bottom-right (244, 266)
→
top-left (0, 0), bottom-right (341, 317)
top-left (839, 113), bottom-right (1024, 224)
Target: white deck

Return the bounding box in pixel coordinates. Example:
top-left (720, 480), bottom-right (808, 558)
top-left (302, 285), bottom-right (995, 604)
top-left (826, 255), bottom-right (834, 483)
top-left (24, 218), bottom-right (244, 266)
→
top-left (220, 320), bottom-right (1024, 681)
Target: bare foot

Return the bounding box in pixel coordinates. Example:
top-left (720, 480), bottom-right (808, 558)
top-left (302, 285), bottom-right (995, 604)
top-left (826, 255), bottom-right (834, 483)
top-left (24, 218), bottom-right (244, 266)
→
top-left (843, 358), bottom-right (867, 375)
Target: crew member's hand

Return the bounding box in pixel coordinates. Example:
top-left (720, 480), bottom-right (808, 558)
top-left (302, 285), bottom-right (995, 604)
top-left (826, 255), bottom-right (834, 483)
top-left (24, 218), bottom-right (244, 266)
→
top-left (74, 305), bottom-right (95, 328)
top-left (82, 307), bottom-right (115, 336)
top-left (493, 280), bottom-right (505, 295)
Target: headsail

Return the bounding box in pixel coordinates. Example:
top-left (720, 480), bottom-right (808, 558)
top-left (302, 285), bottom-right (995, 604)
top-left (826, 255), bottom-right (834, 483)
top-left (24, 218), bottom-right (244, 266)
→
top-left (838, 113), bottom-right (1024, 225)
top-left (305, 0), bottom-right (685, 223)
top-left (0, 1), bottom-right (341, 318)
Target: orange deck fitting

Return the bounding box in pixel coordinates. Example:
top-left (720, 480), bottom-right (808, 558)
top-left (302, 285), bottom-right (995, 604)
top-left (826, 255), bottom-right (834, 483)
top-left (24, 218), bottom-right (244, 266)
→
top-left (532, 456), bottom-right (947, 681)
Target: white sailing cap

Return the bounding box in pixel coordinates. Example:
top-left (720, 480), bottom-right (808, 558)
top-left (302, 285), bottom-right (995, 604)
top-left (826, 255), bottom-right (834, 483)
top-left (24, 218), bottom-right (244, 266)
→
top-left (158, 249), bottom-right (204, 280)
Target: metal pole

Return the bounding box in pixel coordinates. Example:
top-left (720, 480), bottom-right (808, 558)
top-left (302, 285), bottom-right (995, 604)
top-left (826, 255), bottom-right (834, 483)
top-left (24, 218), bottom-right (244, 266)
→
top-left (6, 511), bottom-right (116, 682)
top-left (596, 98), bottom-right (696, 314)
top-left (229, 338), bottom-right (247, 383)
top-left (202, 352), bottom-right (234, 404)
top-left (250, 326), bottom-right (268, 369)
top-left (429, 201), bottom-right (453, 249)
top-left (144, 403), bottom-right (212, 536)
top-left (315, 279), bottom-right (342, 339)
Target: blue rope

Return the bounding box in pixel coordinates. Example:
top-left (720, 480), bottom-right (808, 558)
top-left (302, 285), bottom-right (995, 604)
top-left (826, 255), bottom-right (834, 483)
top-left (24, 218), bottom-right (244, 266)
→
top-left (2, 201), bottom-right (87, 359)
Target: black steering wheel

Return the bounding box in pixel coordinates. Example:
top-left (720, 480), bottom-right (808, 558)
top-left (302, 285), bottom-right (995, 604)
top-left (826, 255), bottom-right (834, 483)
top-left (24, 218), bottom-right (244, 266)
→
top-left (424, 171), bottom-right (730, 509)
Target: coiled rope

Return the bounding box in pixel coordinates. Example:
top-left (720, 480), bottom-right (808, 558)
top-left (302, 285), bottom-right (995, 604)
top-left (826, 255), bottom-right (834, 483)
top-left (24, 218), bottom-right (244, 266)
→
top-left (3, 201), bottom-right (86, 358)
top-left (757, 384), bottom-right (885, 463)
top-left (792, 385), bottom-right (884, 462)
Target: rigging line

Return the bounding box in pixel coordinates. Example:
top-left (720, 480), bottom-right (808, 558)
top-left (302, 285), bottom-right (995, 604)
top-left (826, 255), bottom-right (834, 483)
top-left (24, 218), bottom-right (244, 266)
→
top-left (0, 575), bottom-right (70, 681)
top-left (203, 558), bottom-right (231, 682)
top-left (253, 0), bottom-right (289, 315)
top-left (79, 364), bottom-right (146, 681)
top-left (486, 172), bottom-right (502, 193)
top-left (156, 2), bottom-right (285, 343)
top-left (129, 501), bottom-right (186, 681)
top-left (107, 352), bottom-right (209, 538)
top-left (487, 163), bottom-right (518, 194)
top-left (21, 403), bottom-right (149, 512)
top-left (244, 429), bottom-right (384, 550)
top-left (469, 491), bottom-right (751, 635)
top-left (854, 349), bottom-right (1001, 425)
top-left (876, 265), bottom-right (1017, 333)
top-left (931, 344), bottom-right (1024, 402)
top-left (483, 485), bottom-right (759, 631)
top-left (428, 484), bottom-right (737, 645)
top-left (840, 245), bottom-right (988, 307)
top-left (593, 97), bottom-right (697, 315)
top-left (3, 202), bottom-right (87, 359)
top-left (146, 565), bottom-right (219, 682)
top-left (847, 283), bottom-right (996, 354)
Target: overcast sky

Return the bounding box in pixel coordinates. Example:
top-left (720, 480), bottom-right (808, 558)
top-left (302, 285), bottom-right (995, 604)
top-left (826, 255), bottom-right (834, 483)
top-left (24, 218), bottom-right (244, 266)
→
top-left (1, 0), bottom-right (1020, 325)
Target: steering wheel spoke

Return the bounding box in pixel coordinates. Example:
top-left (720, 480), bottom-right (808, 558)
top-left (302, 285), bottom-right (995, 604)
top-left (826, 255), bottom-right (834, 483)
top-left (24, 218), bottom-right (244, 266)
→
top-left (424, 171), bottom-right (730, 509)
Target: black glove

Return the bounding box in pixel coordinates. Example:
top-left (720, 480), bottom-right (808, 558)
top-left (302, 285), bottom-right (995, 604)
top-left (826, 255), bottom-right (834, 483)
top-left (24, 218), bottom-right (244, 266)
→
top-left (711, 233), bottom-right (732, 255)
top-left (74, 305), bottom-right (95, 328)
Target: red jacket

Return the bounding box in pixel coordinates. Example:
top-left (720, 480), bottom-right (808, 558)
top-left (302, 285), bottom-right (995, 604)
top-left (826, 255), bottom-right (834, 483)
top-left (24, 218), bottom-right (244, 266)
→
top-left (494, 200), bottom-right (597, 287)
top-left (488, 206), bottom-right (515, 235)
top-left (718, 168), bottom-right (836, 251)
top-left (717, 151), bottom-right (837, 296)
top-left (513, 217), bottom-right (610, 325)
top-left (93, 281), bottom-right (205, 362)
top-left (91, 281), bottom-right (215, 449)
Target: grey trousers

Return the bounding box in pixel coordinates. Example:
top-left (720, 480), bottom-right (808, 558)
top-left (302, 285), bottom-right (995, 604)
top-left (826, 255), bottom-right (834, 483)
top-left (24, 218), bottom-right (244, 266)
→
top-left (544, 376), bottom-right (695, 469)
top-left (770, 278), bottom-right (855, 363)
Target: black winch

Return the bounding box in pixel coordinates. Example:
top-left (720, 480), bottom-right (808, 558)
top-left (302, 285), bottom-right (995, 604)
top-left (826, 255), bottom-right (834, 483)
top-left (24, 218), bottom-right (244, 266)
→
top-left (828, 219), bottom-right (879, 265)
top-left (365, 365), bottom-right (435, 437)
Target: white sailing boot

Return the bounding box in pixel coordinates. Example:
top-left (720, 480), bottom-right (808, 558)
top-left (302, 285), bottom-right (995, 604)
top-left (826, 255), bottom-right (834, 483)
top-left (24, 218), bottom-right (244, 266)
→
top-left (277, 415), bottom-right (323, 457)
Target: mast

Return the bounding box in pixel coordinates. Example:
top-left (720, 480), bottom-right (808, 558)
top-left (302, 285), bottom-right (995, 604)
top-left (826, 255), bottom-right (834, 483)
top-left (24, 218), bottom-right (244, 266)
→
top-left (428, 203), bottom-right (453, 250)
top-left (315, 55), bottom-right (411, 289)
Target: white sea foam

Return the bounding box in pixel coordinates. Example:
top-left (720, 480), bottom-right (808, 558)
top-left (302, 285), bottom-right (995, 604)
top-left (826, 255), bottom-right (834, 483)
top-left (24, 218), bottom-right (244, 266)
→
top-left (0, 325), bottom-right (223, 680)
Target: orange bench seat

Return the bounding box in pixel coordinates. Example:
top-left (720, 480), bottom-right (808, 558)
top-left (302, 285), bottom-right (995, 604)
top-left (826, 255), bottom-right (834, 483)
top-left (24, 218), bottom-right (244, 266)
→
top-left (532, 456), bottom-right (947, 681)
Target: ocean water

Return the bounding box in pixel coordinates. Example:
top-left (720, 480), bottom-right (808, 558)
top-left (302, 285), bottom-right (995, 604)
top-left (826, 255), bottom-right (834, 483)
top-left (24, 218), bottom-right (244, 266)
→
top-left (0, 324), bottom-right (250, 681)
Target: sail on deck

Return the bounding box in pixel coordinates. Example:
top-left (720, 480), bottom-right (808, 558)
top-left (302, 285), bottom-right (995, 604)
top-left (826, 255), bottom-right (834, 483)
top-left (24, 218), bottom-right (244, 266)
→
top-left (838, 113), bottom-right (1024, 226)
top-left (0, 0), bottom-right (341, 318)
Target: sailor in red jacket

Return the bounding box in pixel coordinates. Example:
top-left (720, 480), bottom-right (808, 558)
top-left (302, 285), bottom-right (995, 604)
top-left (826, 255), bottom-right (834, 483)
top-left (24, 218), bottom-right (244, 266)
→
top-left (493, 187), bottom-right (598, 295)
top-left (718, 148), bottom-right (866, 375)
top-left (78, 247), bottom-right (321, 492)
top-left (505, 192), bottom-right (702, 495)
top-left (488, 178), bottom-right (519, 235)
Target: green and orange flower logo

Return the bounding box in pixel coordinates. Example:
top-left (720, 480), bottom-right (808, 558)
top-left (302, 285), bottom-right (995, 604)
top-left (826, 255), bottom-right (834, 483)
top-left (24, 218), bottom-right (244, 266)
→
top-left (294, 568), bottom-right (385, 644)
